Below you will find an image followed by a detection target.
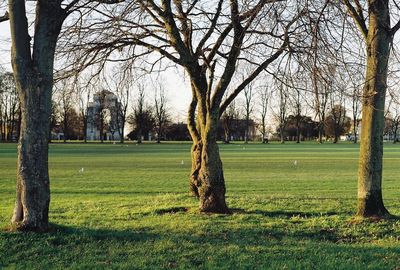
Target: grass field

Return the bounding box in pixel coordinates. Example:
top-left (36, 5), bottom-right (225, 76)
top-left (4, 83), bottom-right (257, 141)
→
top-left (1, 142), bottom-right (400, 269)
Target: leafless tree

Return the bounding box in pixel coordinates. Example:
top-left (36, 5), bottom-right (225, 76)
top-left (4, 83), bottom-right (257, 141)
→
top-left (342, 0), bottom-right (400, 218)
top-left (75, 76), bottom-right (93, 143)
top-left (133, 84), bottom-right (146, 144)
top-left (257, 85), bottom-right (270, 144)
top-left (243, 80), bottom-right (254, 144)
top-left (104, 68), bottom-right (131, 143)
top-left (154, 82), bottom-right (169, 144)
top-left (1, 0), bottom-right (125, 231)
top-left (62, 0), bottom-right (304, 213)
top-left (54, 79), bottom-right (75, 142)
top-left (275, 81), bottom-right (289, 144)
top-left (0, 71), bottom-right (20, 142)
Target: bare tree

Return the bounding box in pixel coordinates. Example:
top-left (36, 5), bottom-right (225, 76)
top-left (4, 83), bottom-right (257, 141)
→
top-left (386, 89), bottom-right (400, 143)
top-left (343, 0), bottom-right (400, 218)
top-left (104, 69), bottom-right (131, 143)
top-left (61, 1), bottom-right (304, 213)
top-left (243, 81), bottom-right (254, 144)
top-left (258, 85), bottom-right (270, 143)
top-left (6, 0), bottom-right (67, 231)
top-left (133, 85), bottom-right (146, 144)
top-left (54, 79), bottom-right (75, 142)
top-left (221, 100), bottom-right (238, 144)
top-left (75, 76), bottom-right (93, 143)
top-left (0, 72), bottom-right (20, 142)
top-left (276, 84), bottom-right (289, 143)
top-left (154, 82), bottom-right (168, 144)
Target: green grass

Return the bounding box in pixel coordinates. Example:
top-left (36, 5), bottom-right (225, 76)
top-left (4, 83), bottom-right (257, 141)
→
top-left (1, 141), bottom-right (400, 269)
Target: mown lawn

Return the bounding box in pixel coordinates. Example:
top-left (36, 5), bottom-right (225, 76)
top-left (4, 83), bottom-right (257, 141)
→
top-left (1, 142), bottom-right (400, 269)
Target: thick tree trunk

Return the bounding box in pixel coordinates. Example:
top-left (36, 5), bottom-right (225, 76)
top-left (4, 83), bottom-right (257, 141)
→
top-left (356, 2), bottom-right (391, 218)
top-left (198, 119), bottom-right (229, 213)
top-left (12, 79), bottom-right (51, 231)
top-left (9, 0), bottom-right (64, 231)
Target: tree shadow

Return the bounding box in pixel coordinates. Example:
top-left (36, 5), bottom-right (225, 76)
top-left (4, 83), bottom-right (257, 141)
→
top-left (229, 208), bottom-right (351, 218)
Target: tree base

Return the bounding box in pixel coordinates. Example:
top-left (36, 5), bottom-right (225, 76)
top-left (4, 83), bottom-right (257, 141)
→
top-left (199, 193), bottom-right (230, 214)
top-left (355, 197), bottom-right (391, 219)
top-left (10, 221), bottom-right (49, 232)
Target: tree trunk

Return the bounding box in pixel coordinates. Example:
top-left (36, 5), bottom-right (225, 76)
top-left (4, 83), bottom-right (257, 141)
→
top-left (12, 78), bottom-right (51, 231)
top-left (157, 126), bottom-right (161, 143)
top-left (197, 114), bottom-right (229, 213)
top-left (356, 2), bottom-right (391, 218)
top-left (318, 124), bottom-right (323, 144)
top-left (137, 128), bottom-right (142, 143)
top-left (280, 125), bottom-right (285, 144)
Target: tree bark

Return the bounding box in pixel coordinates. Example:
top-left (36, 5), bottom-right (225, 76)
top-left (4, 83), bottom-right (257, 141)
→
top-left (356, 1), bottom-right (391, 218)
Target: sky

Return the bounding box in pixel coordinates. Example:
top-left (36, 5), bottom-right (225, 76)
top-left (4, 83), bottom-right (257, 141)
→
top-left (0, 21), bottom-right (192, 123)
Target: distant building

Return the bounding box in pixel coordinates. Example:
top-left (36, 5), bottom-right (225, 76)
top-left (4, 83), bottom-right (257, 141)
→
top-left (87, 90), bottom-right (122, 141)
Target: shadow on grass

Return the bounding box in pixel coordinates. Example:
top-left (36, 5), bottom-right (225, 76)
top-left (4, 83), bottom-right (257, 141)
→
top-left (237, 209), bottom-right (348, 218)
top-left (1, 218), bottom-right (400, 269)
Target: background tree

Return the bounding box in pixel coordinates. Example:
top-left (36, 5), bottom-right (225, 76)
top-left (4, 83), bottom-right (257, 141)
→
top-left (221, 100), bottom-right (239, 143)
top-left (258, 85), bottom-right (270, 143)
top-left (385, 90), bottom-right (400, 143)
top-left (75, 76), bottom-right (93, 143)
top-left (243, 81), bottom-right (254, 144)
top-left (0, 71), bottom-right (19, 142)
top-left (274, 81), bottom-right (289, 144)
top-left (324, 104), bottom-right (351, 142)
top-left (154, 83), bottom-right (169, 144)
top-left (130, 85), bottom-right (154, 143)
top-left (54, 80), bottom-right (75, 142)
top-left (104, 68), bottom-right (131, 143)
top-left (95, 90), bottom-right (112, 143)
